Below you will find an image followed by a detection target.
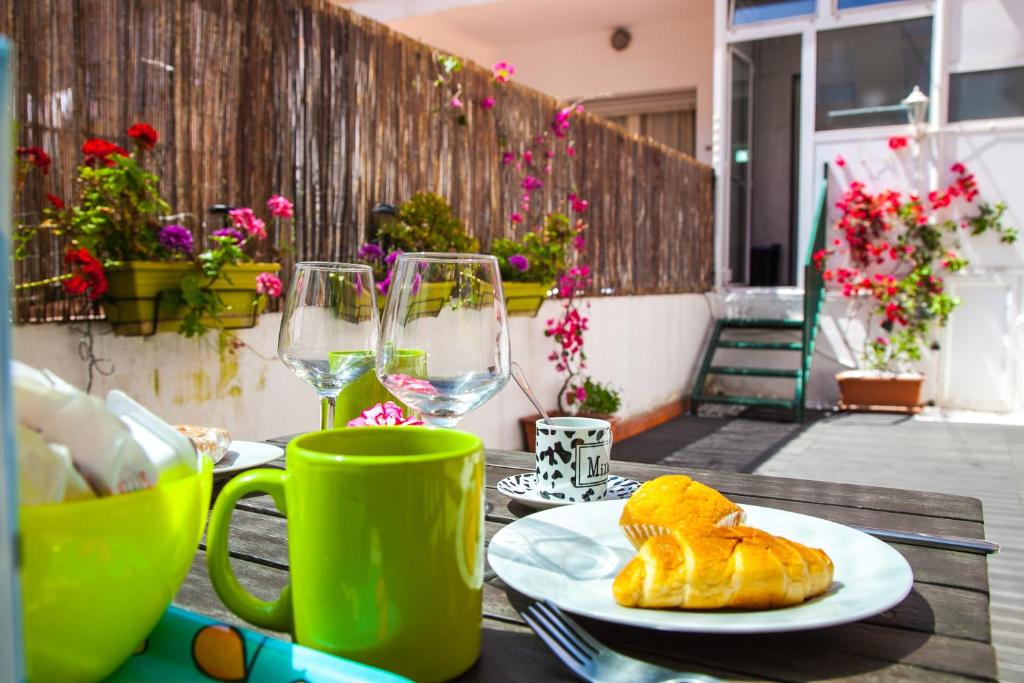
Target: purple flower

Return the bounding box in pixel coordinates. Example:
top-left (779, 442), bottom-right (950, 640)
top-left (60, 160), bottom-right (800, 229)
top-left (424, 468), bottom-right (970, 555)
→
top-left (159, 224), bottom-right (193, 255)
top-left (212, 227), bottom-right (244, 243)
top-left (508, 254), bottom-right (529, 272)
top-left (376, 270), bottom-right (392, 295)
top-left (384, 249), bottom-right (403, 266)
top-left (358, 243), bottom-right (384, 260)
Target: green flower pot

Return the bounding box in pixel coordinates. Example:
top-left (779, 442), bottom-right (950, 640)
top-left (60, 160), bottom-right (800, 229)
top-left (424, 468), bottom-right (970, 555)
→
top-left (103, 261), bottom-right (280, 336)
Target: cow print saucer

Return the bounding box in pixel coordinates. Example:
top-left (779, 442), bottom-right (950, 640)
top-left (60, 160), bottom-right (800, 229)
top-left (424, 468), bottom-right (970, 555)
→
top-left (496, 473), bottom-right (641, 511)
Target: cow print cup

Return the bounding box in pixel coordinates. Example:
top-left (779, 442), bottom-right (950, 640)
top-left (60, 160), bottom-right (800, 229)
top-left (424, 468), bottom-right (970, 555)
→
top-left (534, 417), bottom-right (612, 503)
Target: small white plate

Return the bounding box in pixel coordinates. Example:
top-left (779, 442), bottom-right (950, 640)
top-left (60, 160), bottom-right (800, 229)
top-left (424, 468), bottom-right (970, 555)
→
top-left (496, 473), bottom-right (641, 510)
top-left (213, 441), bottom-right (284, 480)
top-left (487, 500), bottom-right (914, 634)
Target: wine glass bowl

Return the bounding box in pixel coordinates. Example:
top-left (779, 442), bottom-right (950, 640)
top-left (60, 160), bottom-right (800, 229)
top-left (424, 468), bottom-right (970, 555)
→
top-left (377, 253), bottom-right (510, 428)
top-left (277, 262), bottom-right (378, 429)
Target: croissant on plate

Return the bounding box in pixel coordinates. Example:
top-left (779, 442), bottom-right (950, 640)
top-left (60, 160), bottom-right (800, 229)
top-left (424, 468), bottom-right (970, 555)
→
top-left (619, 475), bottom-right (745, 549)
top-left (612, 524), bottom-right (834, 610)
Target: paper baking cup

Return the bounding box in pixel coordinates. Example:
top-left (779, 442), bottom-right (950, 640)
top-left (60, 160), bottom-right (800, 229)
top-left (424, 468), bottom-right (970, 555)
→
top-left (620, 509), bottom-right (747, 550)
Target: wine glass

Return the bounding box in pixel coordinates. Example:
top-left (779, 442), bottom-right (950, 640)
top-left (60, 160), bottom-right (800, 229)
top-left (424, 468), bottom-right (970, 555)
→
top-left (277, 262), bottom-right (378, 430)
top-left (377, 253), bottom-right (510, 428)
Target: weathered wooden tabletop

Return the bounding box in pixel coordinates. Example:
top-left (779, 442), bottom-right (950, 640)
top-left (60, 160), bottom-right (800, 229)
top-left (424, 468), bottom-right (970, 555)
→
top-left (174, 443), bottom-right (997, 682)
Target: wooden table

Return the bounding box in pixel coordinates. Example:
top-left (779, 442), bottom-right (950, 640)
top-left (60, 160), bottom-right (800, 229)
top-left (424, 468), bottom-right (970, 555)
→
top-left (175, 445), bottom-right (997, 682)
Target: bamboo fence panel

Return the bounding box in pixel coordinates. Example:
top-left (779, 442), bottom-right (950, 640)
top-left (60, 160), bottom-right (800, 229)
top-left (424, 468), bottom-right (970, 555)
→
top-left (2, 0), bottom-right (714, 323)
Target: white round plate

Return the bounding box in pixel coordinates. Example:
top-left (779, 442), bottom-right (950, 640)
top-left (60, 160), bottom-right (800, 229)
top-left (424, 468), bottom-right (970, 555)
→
top-left (487, 500), bottom-right (914, 634)
top-left (213, 441), bottom-right (284, 480)
top-left (496, 473), bottom-right (641, 510)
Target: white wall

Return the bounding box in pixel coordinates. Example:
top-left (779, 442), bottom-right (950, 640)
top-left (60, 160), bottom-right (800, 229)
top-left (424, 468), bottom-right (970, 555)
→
top-left (12, 294), bottom-right (711, 449)
top-left (384, 2), bottom-right (715, 164)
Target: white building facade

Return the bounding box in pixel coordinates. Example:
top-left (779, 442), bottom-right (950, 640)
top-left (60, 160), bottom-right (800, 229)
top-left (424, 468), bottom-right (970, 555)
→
top-left (711, 0), bottom-right (1024, 411)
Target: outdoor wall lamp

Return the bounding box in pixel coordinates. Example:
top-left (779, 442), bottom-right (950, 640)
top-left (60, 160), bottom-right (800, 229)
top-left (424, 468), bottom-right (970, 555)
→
top-left (902, 85), bottom-right (930, 136)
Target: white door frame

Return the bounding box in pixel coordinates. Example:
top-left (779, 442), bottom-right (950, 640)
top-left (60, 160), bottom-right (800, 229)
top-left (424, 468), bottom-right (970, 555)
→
top-left (726, 46), bottom-right (755, 285)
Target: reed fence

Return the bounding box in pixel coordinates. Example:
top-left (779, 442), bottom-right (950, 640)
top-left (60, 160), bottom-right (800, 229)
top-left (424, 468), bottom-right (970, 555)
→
top-left (2, 0), bottom-right (714, 323)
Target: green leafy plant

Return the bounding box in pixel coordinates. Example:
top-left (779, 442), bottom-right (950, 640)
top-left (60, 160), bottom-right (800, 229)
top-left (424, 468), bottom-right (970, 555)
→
top-left (576, 377), bottom-right (621, 417)
top-left (69, 154), bottom-right (171, 262)
top-left (12, 124), bottom-right (288, 338)
top-left (358, 192), bottom-right (478, 294)
top-left (491, 212), bottom-right (581, 283)
top-left (379, 192), bottom-right (478, 254)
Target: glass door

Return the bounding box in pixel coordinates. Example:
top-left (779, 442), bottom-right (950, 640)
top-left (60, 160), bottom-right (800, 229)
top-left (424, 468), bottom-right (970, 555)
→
top-left (728, 48), bottom-right (754, 285)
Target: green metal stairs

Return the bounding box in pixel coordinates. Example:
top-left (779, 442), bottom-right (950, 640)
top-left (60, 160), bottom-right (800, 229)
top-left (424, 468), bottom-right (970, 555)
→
top-left (692, 166), bottom-right (829, 422)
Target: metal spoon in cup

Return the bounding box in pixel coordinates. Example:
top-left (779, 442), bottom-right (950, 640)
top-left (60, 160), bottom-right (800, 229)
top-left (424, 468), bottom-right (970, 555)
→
top-left (511, 362), bottom-right (552, 425)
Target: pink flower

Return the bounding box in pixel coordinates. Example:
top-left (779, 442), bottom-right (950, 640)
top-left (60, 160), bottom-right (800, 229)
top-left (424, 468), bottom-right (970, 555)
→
top-left (521, 175), bottom-right (544, 191)
top-left (255, 272), bottom-right (282, 298)
top-left (347, 401), bottom-right (424, 427)
top-left (888, 136), bottom-right (909, 150)
top-left (573, 233), bottom-right (586, 251)
top-left (479, 96), bottom-right (495, 109)
top-left (449, 95), bottom-right (463, 109)
top-left (387, 374), bottom-right (440, 396)
top-left (543, 164), bottom-right (552, 174)
top-left (492, 61), bottom-right (515, 83)
top-left (835, 154), bottom-right (846, 168)
top-left (501, 151), bottom-right (515, 165)
top-left (522, 150), bottom-right (534, 165)
top-left (266, 194), bottom-right (294, 218)
top-left (574, 386), bottom-right (587, 403)
top-left (571, 196), bottom-right (588, 213)
top-left (566, 145), bottom-right (576, 157)
top-left (510, 212), bottom-right (524, 223)
top-left (228, 207), bottom-right (267, 238)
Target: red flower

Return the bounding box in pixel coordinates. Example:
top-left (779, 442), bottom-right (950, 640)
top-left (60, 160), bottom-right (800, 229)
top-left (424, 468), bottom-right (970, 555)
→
top-left (82, 138), bottom-right (129, 166)
top-left (127, 123), bottom-right (158, 150)
top-left (16, 146), bottom-right (51, 174)
top-left (62, 247), bottom-right (107, 300)
top-left (950, 162), bottom-right (966, 175)
top-left (834, 154), bottom-right (846, 168)
top-left (45, 193), bottom-right (64, 210)
top-left (888, 136), bottom-right (909, 150)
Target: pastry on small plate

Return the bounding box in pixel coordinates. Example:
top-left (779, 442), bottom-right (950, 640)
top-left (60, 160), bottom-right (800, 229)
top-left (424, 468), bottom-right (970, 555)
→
top-left (613, 523), bottom-right (834, 610)
top-left (174, 425), bottom-right (231, 464)
top-left (619, 475), bottom-right (745, 549)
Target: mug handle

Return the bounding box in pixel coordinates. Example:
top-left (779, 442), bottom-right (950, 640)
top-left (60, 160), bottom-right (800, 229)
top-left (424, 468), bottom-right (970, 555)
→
top-left (206, 469), bottom-right (293, 633)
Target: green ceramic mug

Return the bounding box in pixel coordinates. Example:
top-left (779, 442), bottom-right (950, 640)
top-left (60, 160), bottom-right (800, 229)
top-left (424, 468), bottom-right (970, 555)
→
top-left (206, 427), bottom-right (485, 682)
top-left (324, 349), bottom-right (427, 427)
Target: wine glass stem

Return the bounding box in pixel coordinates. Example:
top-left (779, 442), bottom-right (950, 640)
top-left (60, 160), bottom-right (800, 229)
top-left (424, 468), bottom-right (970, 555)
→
top-left (321, 395), bottom-right (336, 430)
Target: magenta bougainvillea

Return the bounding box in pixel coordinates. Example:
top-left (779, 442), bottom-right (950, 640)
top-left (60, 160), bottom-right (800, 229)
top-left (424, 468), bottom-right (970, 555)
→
top-left (818, 146), bottom-right (1016, 371)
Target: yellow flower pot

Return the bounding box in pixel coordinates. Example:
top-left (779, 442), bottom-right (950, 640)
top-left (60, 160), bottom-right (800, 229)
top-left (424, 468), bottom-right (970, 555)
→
top-left (103, 261), bottom-right (280, 336)
top-left (503, 281), bottom-right (554, 317)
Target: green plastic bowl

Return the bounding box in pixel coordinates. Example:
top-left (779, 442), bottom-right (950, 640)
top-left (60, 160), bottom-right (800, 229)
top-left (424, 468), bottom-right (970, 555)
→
top-left (20, 459), bottom-right (212, 682)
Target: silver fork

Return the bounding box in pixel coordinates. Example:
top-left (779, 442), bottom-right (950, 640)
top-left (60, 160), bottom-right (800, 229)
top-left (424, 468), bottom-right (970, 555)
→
top-left (521, 600), bottom-right (721, 683)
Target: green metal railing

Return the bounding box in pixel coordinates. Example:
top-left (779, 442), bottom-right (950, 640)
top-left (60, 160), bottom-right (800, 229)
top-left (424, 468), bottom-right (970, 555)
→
top-left (691, 163), bottom-right (829, 422)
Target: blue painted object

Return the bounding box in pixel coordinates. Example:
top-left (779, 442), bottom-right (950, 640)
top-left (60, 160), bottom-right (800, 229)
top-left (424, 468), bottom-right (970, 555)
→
top-left (106, 605), bottom-right (412, 682)
top-left (0, 35), bottom-right (25, 683)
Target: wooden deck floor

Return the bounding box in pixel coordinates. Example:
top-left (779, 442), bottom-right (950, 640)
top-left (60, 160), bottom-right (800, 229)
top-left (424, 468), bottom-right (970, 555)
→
top-left (614, 410), bottom-right (1024, 680)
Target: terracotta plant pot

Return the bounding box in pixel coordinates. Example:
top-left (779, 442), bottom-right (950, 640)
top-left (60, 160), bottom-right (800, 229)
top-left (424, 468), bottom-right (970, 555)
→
top-left (104, 261), bottom-right (280, 336)
top-left (836, 371), bottom-right (924, 413)
top-left (519, 411), bottom-right (622, 453)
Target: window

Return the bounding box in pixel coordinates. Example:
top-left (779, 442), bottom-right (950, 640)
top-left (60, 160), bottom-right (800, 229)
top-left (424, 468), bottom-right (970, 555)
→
top-left (837, 0), bottom-right (917, 9)
top-left (732, 0), bottom-right (815, 27)
top-left (588, 90), bottom-right (697, 157)
top-left (949, 67), bottom-right (1024, 122)
top-left (815, 17), bottom-right (932, 131)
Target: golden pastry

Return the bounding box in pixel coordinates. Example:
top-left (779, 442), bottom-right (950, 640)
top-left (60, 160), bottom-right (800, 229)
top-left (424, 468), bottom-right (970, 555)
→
top-left (619, 475), bottom-right (745, 548)
top-left (612, 524), bottom-right (834, 610)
